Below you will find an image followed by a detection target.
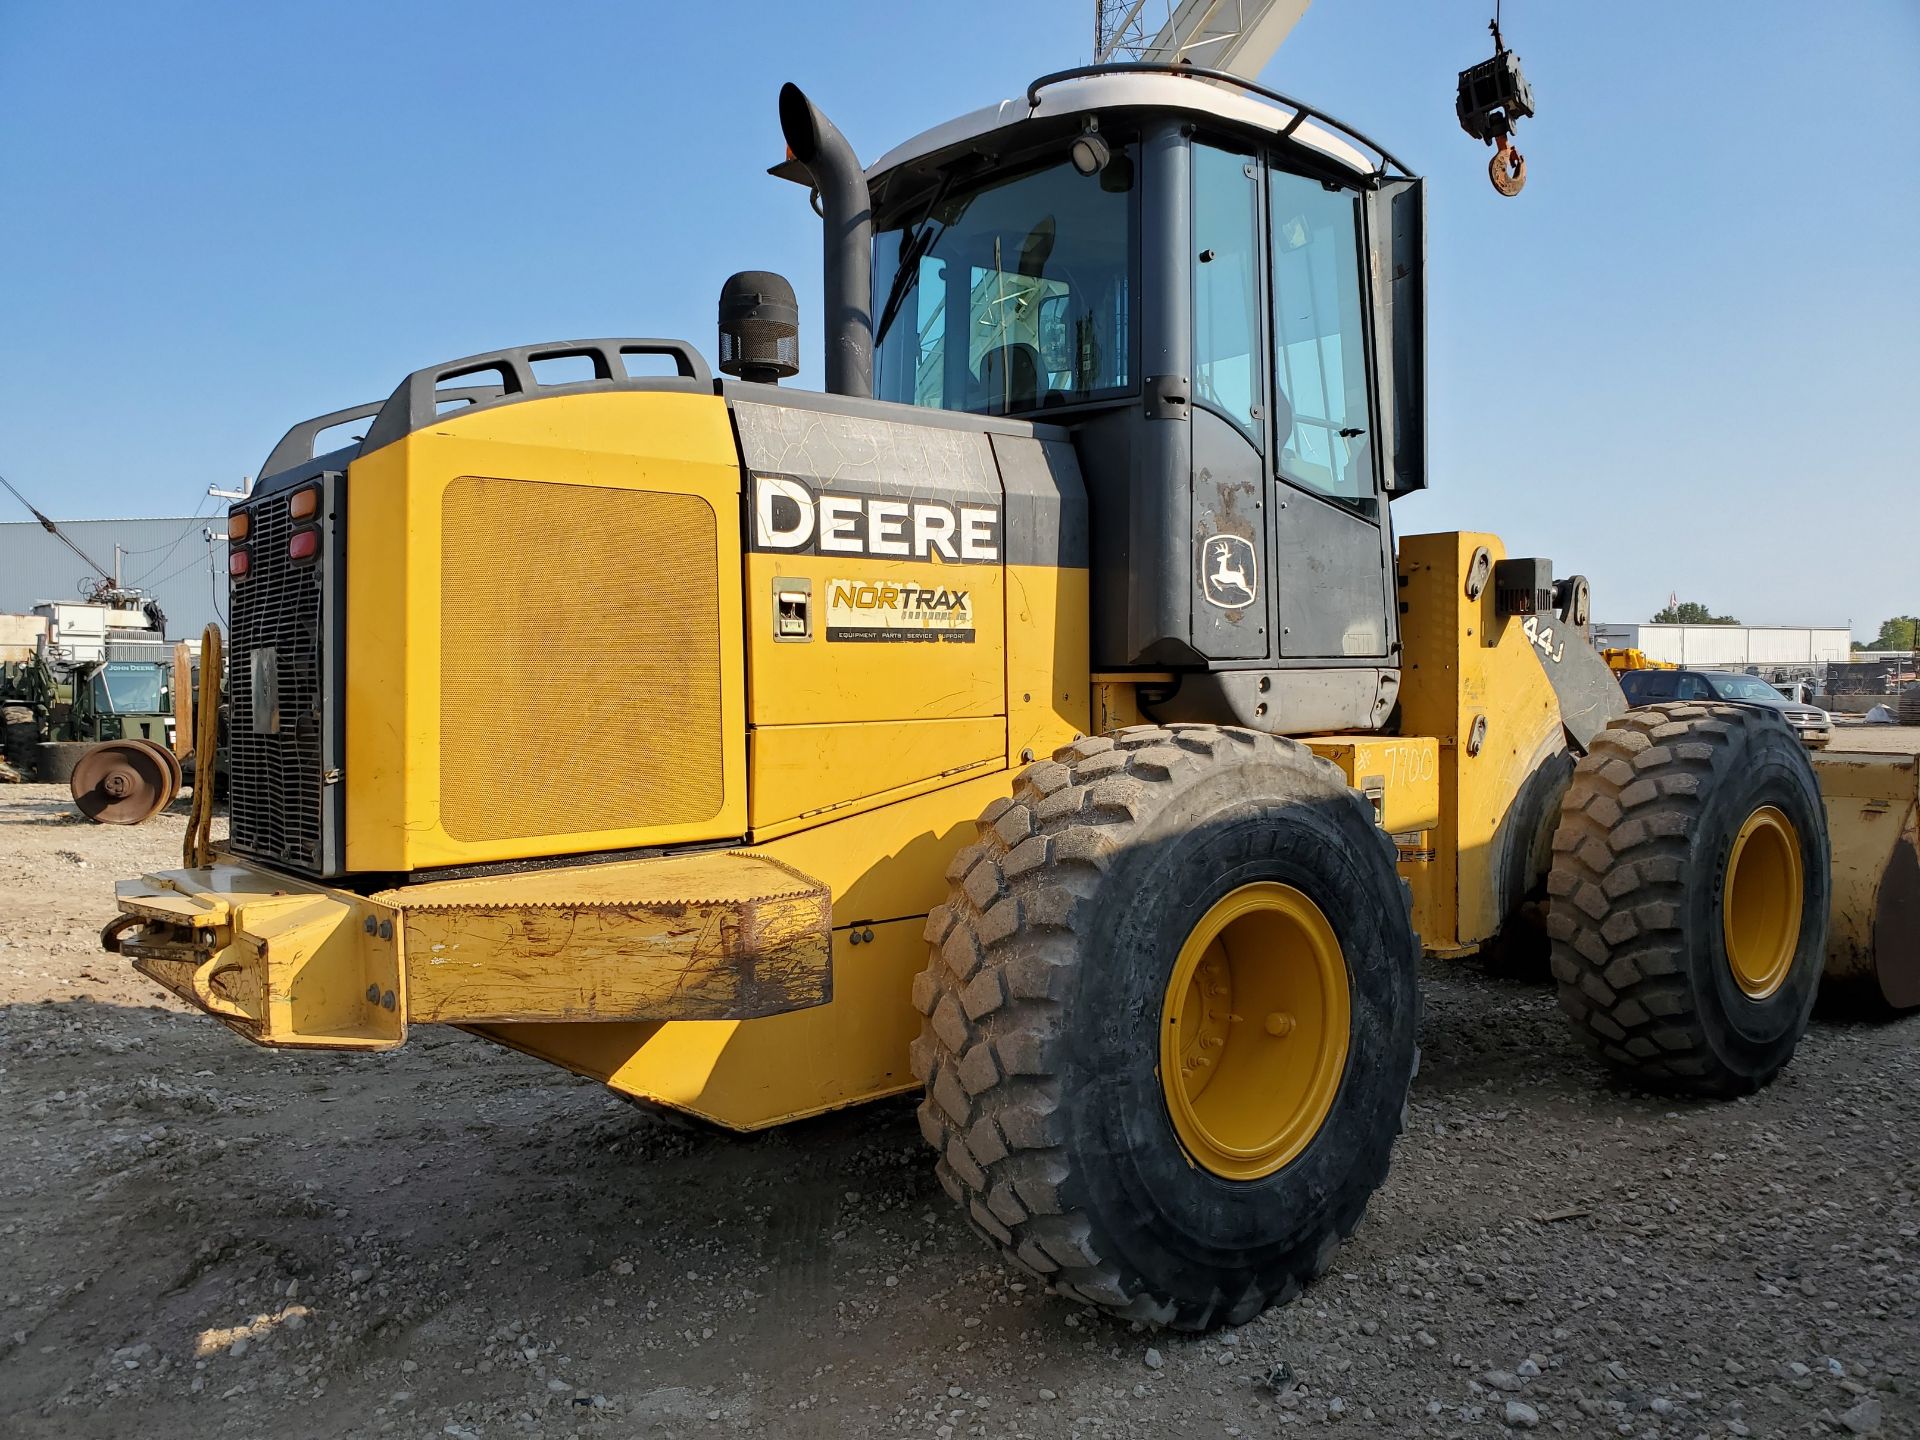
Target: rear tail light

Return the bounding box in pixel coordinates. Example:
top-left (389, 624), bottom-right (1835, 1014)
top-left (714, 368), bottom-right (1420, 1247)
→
top-left (230, 548), bottom-right (251, 577)
top-left (228, 511), bottom-right (251, 541)
top-left (288, 530), bottom-right (319, 563)
top-left (289, 487), bottom-right (320, 521)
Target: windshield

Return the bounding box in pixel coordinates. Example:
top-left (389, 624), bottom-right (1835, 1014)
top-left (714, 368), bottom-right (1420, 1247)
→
top-left (1707, 674), bottom-right (1785, 703)
top-left (96, 662), bottom-right (165, 714)
top-left (872, 153), bottom-right (1136, 416)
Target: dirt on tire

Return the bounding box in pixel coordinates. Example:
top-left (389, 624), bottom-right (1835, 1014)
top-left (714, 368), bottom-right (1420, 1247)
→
top-left (911, 724), bottom-right (1419, 1331)
top-left (1547, 703), bottom-right (1829, 1096)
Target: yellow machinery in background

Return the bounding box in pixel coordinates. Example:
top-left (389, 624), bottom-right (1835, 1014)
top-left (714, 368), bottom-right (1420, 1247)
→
top-left (103, 68), bottom-right (1913, 1332)
top-left (1602, 646), bottom-right (1675, 674)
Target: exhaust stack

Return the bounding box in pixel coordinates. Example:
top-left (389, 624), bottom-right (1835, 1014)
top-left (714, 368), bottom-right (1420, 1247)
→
top-left (778, 83), bottom-right (872, 399)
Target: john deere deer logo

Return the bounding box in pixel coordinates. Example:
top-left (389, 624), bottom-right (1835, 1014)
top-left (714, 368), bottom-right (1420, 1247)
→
top-left (1202, 535), bottom-right (1257, 610)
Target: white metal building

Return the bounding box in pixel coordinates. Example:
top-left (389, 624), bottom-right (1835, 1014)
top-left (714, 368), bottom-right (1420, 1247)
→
top-left (0, 517), bottom-right (227, 644)
top-left (1593, 623), bottom-right (1852, 669)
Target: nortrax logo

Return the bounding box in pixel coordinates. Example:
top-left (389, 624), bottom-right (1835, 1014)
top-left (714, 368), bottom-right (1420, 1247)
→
top-left (826, 578), bottom-right (975, 644)
top-left (753, 474), bottom-right (999, 562)
top-left (829, 581), bottom-right (970, 614)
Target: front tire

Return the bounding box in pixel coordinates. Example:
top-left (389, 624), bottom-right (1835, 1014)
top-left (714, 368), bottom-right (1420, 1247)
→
top-left (910, 725), bottom-right (1419, 1330)
top-left (1547, 703), bottom-right (1829, 1096)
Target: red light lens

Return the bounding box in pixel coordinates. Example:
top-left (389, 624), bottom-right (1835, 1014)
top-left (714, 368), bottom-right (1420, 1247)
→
top-left (229, 548), bottom-right (250, 577)
top-left (288, 530), bottom-right (319, 562)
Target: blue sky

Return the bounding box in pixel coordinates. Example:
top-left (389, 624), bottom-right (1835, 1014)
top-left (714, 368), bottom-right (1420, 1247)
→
top-left (3, 1), bottom-right (1915, 636)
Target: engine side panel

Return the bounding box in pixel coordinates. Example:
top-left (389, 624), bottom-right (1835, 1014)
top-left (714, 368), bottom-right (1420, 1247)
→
top-left (733, 395), bottom-right (1089, 843)
top-left (342, 389), bottom-right (747, 873)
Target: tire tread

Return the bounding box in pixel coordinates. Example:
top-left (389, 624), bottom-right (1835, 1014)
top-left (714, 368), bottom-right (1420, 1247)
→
top-left (912, 724), bottom-right (1415, 1330)
top-left (1548, 702), bottom-right (1820, 1097)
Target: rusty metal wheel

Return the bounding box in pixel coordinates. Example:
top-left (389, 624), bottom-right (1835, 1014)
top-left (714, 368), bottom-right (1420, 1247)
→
top-left (70, 741), bottom-right (176, 825)
top-left (132, 737), bottom-right (186, 804)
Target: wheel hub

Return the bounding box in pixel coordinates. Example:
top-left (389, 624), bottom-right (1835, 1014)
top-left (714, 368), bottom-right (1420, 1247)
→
top-left (70, 741), bottom-right (175, 825)
top-left (1160, 882), bottom-right (1351, 1181)
top-left (1723, 805), bottom-right (1804, 1000)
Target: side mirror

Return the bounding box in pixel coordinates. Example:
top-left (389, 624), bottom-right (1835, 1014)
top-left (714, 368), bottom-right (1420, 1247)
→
top-left (1368, 178), bottom-right (1426, 495)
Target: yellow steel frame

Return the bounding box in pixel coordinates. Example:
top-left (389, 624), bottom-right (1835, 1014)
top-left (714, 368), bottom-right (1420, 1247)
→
top-left (1395, 532), bottom-right (1569, 953)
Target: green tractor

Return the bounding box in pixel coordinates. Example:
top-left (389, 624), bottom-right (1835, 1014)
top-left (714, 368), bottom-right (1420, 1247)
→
top-left (2, 650), bottom-right (185, 822)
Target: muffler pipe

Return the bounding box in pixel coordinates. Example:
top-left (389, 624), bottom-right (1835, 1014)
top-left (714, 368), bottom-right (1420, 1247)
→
top-left (778, 83), bottom-right (872, 399)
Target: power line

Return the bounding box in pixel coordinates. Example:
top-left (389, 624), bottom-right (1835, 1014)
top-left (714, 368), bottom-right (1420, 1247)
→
top-left (140, 543), bottom-right (224, 594)
top-left (0, 471), bottom-right (115, 584)
top-left (117, 498), bottom-right (218, 558)
top-left (124, 495), bottom-right (220, 587)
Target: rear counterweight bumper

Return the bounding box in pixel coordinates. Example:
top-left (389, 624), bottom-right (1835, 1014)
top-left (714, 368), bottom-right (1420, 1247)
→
top-left (104, 851), bottom-right (834, 1051)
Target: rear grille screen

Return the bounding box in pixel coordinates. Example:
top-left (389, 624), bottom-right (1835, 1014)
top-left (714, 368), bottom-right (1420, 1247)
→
top-left (438, 477), bottom-right (725, 843)
top-left (228, 491), bottom-right (326, 869)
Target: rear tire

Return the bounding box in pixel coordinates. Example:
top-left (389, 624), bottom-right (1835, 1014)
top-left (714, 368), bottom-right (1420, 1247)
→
top-left (3, 704), bottom-right (39, 769)
top-left (911, 725), bottom-right (1419, 1330)
top-left (1547, 703), bottom-right (1829, 1096)
top-left (34, 740), bottom-right (91, 785)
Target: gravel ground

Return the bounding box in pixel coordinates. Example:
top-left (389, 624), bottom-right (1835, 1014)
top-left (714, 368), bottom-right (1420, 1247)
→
top-left (1, 774), bottom-right (1916, 1440)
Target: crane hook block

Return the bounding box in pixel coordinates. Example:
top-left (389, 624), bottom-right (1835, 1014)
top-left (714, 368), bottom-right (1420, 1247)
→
top-left (1457, 42), bottom-right (1535, 197)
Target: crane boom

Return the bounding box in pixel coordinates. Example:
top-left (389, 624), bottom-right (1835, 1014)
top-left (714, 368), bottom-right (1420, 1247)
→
top-left (1096, 0), bottom-right (1313, 79)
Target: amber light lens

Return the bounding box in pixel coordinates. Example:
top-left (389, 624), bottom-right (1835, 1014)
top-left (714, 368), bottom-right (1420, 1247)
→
top-left (228, 511), bottom-right (250, 541)
top-left (289, 487), bottom-right (320, 521)
top-left (288, 530), bottom-right (319, 562)
top-left (229, 548), bottom-right (251, 577)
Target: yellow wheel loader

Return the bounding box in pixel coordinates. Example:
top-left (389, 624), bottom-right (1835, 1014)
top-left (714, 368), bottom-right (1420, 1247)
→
top-left (102, 64), bottom-right (1918, 1330)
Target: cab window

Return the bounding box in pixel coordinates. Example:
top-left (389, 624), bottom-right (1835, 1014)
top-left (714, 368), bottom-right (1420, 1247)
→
top-left (99, 662), bottom-right (165, 714)
top-left (1192, 142), bottom-right (1262, 447)
top-left (872, 154), bottom-right (1137, 416)
top-left (1268, 168), bottom-right (1375, 506)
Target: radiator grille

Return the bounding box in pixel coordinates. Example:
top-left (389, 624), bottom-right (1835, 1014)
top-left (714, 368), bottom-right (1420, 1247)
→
top-left (227, 489), bottom-right (327, 870)
top-left (439, 477), bottom-right (724, 843)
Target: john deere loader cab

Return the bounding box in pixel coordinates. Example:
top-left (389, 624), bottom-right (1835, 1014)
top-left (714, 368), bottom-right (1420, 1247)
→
top-left (860, 68), bottom-right (1423, 733)
top-left (104, 65), bottom-right (1860, 1335)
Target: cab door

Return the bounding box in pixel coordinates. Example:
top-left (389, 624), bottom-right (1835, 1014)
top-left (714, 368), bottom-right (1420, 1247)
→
top-left (1188, 140), bottom-right (1271, 661)
top-left (1266, 164), bottom-right (1394, 663)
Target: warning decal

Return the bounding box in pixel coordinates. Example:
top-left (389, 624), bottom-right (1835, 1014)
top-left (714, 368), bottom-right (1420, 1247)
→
top-left (825, 579), bottom-right (975, 643)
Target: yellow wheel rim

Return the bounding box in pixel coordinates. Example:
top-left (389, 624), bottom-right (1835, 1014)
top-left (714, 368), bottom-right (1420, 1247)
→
top-left (1159, 882), bottom-right (1350, 1181)
top-left (1722, 805), bottom-right (1804, 1000)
